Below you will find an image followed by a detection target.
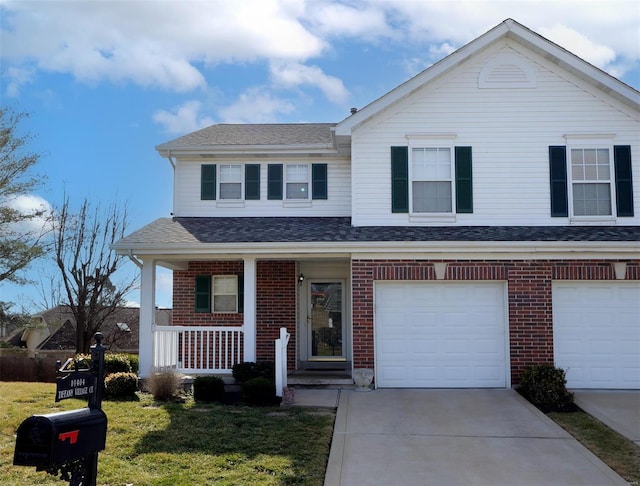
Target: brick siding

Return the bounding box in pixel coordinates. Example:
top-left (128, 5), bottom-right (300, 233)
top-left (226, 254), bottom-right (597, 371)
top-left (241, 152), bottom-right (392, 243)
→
top-left (352, 259), bottom-right (640, 385)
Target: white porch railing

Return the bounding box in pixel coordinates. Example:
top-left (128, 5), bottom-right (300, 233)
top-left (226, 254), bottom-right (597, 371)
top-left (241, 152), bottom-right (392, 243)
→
top-left (274, 327), bottom-right (290, 397)
top-left (153, 325), bottom-right (243, 374)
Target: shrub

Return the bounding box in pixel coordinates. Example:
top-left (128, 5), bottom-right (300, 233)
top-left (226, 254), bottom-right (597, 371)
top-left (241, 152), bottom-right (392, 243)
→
top-left (519, 364), bottom-right (574, 412)
top-left (242, 377), bottom-right (279, 406)
top-left (147, 367), bottom-right (181, 401)
top-left (104, 353), bottom-right (133, 375)
top-left (127, 354), bottom-right (139, 374)
top-left (232, 361), bottom-right (275, 384)
top-left (193, 376), bottom-right (226, 403)
top-left (104, 372), bottom-right (138, 398)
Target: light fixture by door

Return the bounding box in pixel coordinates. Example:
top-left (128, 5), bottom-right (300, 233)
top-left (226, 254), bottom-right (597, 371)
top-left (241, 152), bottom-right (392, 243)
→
top-left (298, 273), bottom-right (305, 284)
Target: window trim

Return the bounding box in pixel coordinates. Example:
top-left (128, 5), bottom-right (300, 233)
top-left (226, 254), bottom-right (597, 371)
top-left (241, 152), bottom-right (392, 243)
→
top-left (212, 275), bottom-right (238, 314)
top-left (218, 164), bottom-right (244, 201)
top-left (408, 141), bottom-right (456, 217)
top-left (284, 163), bottom-right (310, 200)
top-left (565, 138), bottom-right (617, 221)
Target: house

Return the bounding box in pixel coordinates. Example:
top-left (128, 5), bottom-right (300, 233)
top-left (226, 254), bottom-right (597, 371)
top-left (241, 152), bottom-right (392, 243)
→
top-left (14, 306), bottom-right (172, 353)
top-left (114, 19), bottom-right (640, 390)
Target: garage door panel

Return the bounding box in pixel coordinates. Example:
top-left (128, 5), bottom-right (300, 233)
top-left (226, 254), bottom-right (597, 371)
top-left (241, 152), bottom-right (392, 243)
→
top-left (553, 282), bottom-right (640, 389)
top-left (375, 282), bottom-right (507, 388)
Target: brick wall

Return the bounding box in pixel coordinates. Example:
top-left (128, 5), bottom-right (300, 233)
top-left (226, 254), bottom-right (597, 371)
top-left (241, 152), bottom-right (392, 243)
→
top-left (351, 259), bottom-right (640, 385)
top-left (256, 261), bottom-right (296, 366)
top-left (173, 260), bottom-right (297, 368)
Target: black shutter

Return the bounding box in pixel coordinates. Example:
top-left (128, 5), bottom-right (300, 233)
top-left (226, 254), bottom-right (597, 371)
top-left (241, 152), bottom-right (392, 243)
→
top-left (245, 164), bottom-right (261, 200)
top-left (391, 146), bottom-right (409, 213)
top-left (195, 276), bottom-right (211, 313)
top-left (267, 164), bottom-right (283, 200)
top-left (237, 273), bottom-right (244, 313)
top-left (549, 146), bottom-right (568, 217)
top-left (455, 147), bottom-right (473, 213)
top-left (312, 163), bottom-right (328, 200)
top-left (614, 145), bottom-right (634, 217)
top-left (201, 164), bottom-right (216, 200)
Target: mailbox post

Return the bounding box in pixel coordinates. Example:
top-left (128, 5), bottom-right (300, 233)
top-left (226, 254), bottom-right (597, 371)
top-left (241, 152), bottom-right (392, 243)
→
top-left (14, 333), bottom-right (108, 486)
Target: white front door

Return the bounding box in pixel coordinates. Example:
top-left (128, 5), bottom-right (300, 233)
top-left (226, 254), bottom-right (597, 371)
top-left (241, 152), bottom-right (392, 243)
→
top-left (308, 280), bottom-right (345, 360)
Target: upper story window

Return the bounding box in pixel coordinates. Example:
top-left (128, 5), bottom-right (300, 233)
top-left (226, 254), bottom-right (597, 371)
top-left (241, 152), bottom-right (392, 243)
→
top-left (411, 147), bottom-right (453, 213)
top-left (549, 142), bottom-right (633, 219)
top-left (570, 148), bottom-right (612, 216)
top-left (391, 143), bottom-right (472, 215)
top-left (285, 164), bottom-right (309, 200)
top-left (200, 163), bottom-right (260, 201)
top-left (219, 165), bottom-right (242, 200)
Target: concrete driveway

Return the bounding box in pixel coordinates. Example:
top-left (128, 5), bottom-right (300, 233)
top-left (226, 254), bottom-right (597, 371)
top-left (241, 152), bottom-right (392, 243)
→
top-left (325, 389), bottom-right (625, 486)
top-left (573, 390), bottom-right (640, 446)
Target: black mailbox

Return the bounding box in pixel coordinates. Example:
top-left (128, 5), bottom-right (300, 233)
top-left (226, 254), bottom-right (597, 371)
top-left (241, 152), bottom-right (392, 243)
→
top-left (14, 407), bottom-right (107, 470)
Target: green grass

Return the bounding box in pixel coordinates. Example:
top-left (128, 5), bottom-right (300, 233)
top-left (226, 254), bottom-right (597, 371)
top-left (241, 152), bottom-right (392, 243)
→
top-left (1, 382), bottom-right (335, 485)
top-left (549, 410), bottom-right (640, 484)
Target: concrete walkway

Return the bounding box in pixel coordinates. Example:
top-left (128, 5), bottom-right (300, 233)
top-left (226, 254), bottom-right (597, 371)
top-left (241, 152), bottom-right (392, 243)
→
top-left (324, 389), bottom-right (626, 486)
top-left (574, 390), bottom-right (640, 446)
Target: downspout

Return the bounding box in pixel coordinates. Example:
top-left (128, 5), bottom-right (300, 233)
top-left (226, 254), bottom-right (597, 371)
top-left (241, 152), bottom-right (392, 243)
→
top-left (127, 250), bottom-right (143, 269)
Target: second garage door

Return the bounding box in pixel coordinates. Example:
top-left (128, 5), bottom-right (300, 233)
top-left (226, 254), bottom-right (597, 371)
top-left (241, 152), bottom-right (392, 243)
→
top-left (375, 282), bottom-right (508, 388)
top-left (553, 282), bottom-right (640, 389)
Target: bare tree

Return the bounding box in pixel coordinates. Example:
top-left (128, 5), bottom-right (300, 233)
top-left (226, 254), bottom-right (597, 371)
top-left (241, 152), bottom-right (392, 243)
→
top-left (0, 107), bottom-right (48, 284)
top-left (53, 196), bottom-right (137, 353)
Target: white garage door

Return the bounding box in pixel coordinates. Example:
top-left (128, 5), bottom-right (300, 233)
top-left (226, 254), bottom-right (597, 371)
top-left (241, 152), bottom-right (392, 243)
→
top-left (553, 282), bottom-right (640, 389)
top-left (375, 282), bottom-right (508, 388)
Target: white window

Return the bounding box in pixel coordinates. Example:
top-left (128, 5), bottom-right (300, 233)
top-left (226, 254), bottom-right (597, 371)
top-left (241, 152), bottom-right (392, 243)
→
top-left (213, 275), bottom-right (238, 313)
top-left (411, 147), bottom-right (453, 213)
top-left (219, 165), bottom-right (242, 200)
top-left (570, 148), bottom-right (612, 216)
top-left (285, 164), bottom-right (309, 200)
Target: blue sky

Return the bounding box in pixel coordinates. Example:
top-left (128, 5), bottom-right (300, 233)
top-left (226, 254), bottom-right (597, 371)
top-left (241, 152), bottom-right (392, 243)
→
top-left (1, 0), bottom-right (639, 312)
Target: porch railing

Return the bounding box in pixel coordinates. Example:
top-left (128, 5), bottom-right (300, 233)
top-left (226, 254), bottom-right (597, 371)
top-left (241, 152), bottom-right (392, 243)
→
top-left (153, 325), bottom-right (243, 374)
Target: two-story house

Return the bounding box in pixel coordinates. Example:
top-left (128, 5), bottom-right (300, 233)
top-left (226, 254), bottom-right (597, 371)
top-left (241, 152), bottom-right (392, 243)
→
top-left (114, 19), bottom-right (640, 390)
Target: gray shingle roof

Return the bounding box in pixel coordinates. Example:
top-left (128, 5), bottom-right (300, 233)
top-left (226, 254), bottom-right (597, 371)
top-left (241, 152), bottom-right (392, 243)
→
top-left (156, 123), bottom-right (337, 150)
top-left (115, 217), bottom-right (640, 247)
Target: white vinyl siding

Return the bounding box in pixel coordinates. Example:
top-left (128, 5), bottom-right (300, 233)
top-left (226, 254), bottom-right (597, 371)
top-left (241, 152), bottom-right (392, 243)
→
top-left (173, 157), bottom-right (351, 217)
top-left (350, 42), bottom-right (639, 226)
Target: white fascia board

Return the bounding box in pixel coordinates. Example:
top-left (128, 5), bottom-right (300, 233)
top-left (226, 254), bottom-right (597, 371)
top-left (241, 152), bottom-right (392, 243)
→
top-left (116, 240), bottom-right (640, 260)
top-left (336, 19), bottom-right (639, 137)
top-left (157, 144), bottom-right (337, 158)
top-left (335, 21), bottom-right (510, 136)
top-left (504, 21), bottom-right (640, 112)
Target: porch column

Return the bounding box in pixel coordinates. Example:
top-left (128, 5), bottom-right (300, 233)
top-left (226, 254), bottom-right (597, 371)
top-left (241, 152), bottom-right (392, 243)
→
top-left (139, 258), bottom-right (156, 378)
top-left (243, 257), bottom-right (257, 362)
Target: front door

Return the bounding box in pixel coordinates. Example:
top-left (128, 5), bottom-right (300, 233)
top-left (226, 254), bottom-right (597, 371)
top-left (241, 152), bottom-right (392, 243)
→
top-left (309, 281), bottom-right (345, 360)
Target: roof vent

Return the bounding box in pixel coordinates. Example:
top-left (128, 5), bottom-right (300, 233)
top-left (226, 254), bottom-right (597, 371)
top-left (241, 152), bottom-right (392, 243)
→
top-left (350, 107), bottom-right (358, 114)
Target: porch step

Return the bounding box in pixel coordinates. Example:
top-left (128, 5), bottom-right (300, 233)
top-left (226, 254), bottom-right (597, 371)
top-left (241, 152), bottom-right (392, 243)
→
top-left (287, 371), bottom-right (353, 386)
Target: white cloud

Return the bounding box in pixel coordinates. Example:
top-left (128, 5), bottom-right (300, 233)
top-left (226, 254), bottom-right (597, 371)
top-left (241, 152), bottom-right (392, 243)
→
top-left (303, 1), bottom-right (393, 41)
top-left (538, 24), bottom-right (616, 69)
top-left (1, 0), bottom-right (325, 93)
top-left (218, 87), bottom-right (295, 123)
top-left (155, 268), bottom-right (173, 309)
top-left (270, 62), bottom-right (349, 104)
top-left (2, 194), bottom-right (53, 235)
top-left (153, 101), bottom-right (215, 135)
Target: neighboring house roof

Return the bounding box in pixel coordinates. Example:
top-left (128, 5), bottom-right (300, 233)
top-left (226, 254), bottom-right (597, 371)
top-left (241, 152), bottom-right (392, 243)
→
top-left (156, 123), bottom-right (337, 155)
top-left (335, 18), bottom-right (640, 136)
top-left (28, 306), bottom-right (172, 352)
top-left (114, 217), bottom-right (640, 249)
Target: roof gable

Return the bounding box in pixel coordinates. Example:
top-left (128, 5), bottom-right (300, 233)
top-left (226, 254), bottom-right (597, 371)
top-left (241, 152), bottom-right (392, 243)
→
top-left (335, 18), bottom-right (640, 136)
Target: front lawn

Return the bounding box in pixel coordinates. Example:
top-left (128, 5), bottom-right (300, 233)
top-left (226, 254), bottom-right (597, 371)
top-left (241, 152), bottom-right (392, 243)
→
top-left (0, 382), bottom-right (335, 485)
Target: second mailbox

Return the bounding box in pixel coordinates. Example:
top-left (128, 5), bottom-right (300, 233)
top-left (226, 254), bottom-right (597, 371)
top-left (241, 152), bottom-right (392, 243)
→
top-left (14, 407), bottom-right (107, 470)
